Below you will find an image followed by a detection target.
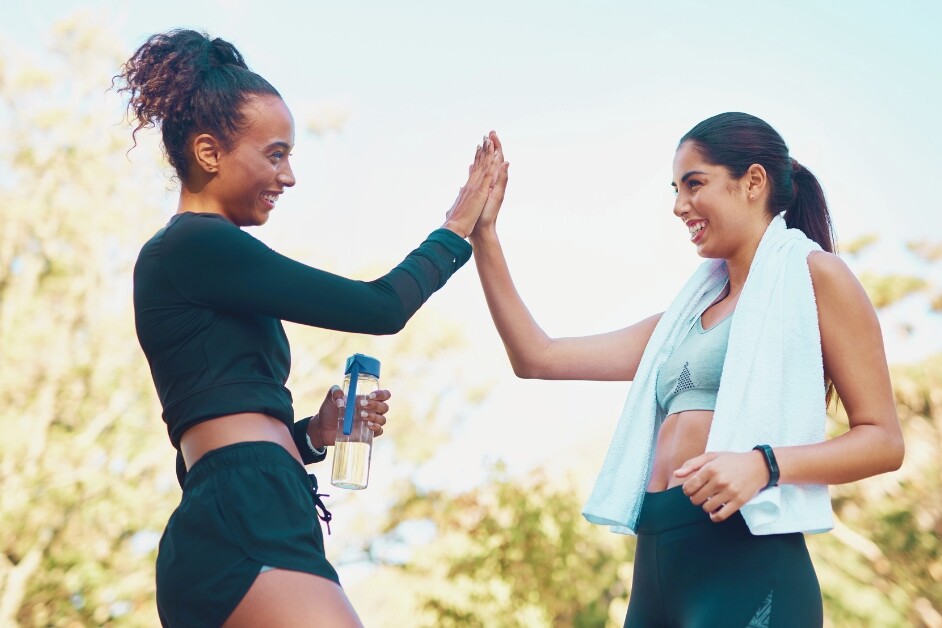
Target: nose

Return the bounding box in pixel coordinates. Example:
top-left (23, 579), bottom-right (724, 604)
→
top-left (673, 193), bottom-right (688, 219)
top-left (279, 161), bottom-right (296, 188)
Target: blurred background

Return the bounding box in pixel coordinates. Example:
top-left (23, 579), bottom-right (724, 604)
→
top-left (1, 1), bottom-right (940, 626)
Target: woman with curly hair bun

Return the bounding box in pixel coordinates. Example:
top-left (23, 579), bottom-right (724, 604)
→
top-left (117, 29), bottom-right (501, 627)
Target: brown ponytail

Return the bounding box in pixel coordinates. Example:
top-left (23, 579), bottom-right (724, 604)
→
top-left (787, 159), bottom-right (836, 253)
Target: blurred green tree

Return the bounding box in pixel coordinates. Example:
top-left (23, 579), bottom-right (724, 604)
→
top-left (0, 16), bottom-right (175, 627)
top-left (376, 467), bottom-right (632, 627)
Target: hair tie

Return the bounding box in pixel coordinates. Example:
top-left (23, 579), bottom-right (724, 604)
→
top-left (790, 157), bottom-right (804, 174)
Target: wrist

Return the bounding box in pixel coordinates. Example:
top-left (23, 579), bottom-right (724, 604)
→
top-left (307, 414), bottom-right (327, 450)
top-left (752, 444), bottom-right (780, 490)
top-left (469, 226), bottom-right (498, 246)
top-left (442, 220), bottom-right (471, 239)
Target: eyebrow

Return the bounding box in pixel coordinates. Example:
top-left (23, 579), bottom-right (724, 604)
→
top-left (266, 141), bottom-right (293, 151)
top-left (671, 170), bottom-right (707, 188)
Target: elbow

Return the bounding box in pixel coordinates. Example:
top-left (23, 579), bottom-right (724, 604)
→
top-left (511, 362), bottom-right (536, 379)
top-left (870, 424), bottom-right (905, 475)
top-left (372, 302), bottom-right (411, 335)
top-left (509, 356), bottom-right (543, 379)
top-left (885, 433), bottom-right (905, 473)
top-left (376, 316), bottom-right (408, 336)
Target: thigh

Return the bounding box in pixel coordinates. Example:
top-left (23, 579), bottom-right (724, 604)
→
top-left (624, 535), bottom-right (670, 628)
top-left (224, 569), bottom-right (363, 628)
top-left (670, 521), bottom-right (822, 628)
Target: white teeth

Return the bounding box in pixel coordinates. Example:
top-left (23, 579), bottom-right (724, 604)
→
top-left (262, 194), bottom-right (278, 204)
top-left (688, 221), bottom-right (706, 235)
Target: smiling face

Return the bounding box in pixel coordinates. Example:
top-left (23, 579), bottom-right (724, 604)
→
top-left (671, 140), bottom-right (760, 260)
top-left (212, 94), bottom-right (296, 226)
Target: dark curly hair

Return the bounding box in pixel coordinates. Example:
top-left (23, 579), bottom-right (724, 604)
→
top-left (114, 29), bottom-right (280, 179)
top-left (679, 112), bottom-right (836, 254)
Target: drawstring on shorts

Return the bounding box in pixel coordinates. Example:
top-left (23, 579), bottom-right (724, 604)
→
top-left (308, 474), bottom-right (333, 535)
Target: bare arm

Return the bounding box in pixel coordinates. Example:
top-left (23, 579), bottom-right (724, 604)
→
top-left (469, 131), bottom-right (661, 382)
top-left (773, 251), bottom-right (904, 483)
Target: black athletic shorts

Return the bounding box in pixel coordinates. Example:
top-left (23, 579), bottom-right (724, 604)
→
top-left (624, 485), bottom-right (822, 628)
top-left (155, 441), bottom-right (339, 627)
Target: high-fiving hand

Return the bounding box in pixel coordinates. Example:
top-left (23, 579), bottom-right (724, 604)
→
top-left (442, 133), bottom-right (507, 238)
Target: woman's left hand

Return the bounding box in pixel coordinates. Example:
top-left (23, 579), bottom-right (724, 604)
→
top-left (674, 450), bottom-right (770, 522)
top-left (307, 386), bottom-right (392, 449)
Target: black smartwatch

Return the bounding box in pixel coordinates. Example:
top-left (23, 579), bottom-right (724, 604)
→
top-left (752, 444), bottom-right (780, 490)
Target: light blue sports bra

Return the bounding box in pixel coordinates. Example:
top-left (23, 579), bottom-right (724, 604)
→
top-left (656, 313), bottom-right (733, 417)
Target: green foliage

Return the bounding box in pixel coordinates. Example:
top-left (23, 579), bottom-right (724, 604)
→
top-left (385, 467), bottom-right (633, 627)
top-left (841, 234), bottom-right (879, 256)
top-left (858, 272), bottom-right (927, 309)
top-left (907, 241), bottom-right (942, 263)
top-left (0, 16), bottom-right (176, 627)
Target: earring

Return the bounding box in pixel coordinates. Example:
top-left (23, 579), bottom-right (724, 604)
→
top-left (749, 194), bottom-right (755, 200)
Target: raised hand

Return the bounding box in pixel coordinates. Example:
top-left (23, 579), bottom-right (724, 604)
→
top-left (442, 135), bottom-right (503, 238)
top-left (472, 130), bottom-right (510, 238)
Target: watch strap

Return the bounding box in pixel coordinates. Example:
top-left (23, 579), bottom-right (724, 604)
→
top-left (752, 444), bottom-right (780, 490)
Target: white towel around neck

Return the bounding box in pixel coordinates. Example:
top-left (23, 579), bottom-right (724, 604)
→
top-left (582, 214), bottom-right (834, 536)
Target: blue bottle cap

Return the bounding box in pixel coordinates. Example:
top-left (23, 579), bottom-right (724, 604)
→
top-left (345, 353), bottom-right (381, 378)
top-left (342, 353), bottom-right (381, 435)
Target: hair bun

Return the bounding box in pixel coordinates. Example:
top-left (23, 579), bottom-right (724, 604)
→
top-left (207, 37), bottom-right (247, 69)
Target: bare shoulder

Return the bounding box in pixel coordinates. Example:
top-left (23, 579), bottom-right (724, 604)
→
top-left (806, 250), bottom-right (876, 318)
top-left (808, 251), bottom-right (866, 296)
top-left (807, 250), bottom-right (854, 282)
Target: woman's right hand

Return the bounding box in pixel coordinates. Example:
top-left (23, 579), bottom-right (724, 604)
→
top-left (471, 130), bottom-right (509, 240)
top-left (442, 136), bottom-right (503, 238)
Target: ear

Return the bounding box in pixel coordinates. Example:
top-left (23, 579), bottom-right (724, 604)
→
top-left (192, 133), bottom-right (222, 174)
top-left (744, 163), bottom-right (768, 201)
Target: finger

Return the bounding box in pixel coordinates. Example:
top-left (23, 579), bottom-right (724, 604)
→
top-left (368, 424), bottom-right (385, 437)
top-left (358, 397), bottom-right (389, 416)
top-left (331, 384), bottom-right (346, 409)
top-left (466, 145), bottom-right (487, 185)
top-left (467, 138), bottom-right (496, 182)
top-left (674, 452), bottom-right (714, 479)
top-left (369, 389), bottom-right (392, 402)
top-left (489, 161), bottom-right (509, 195)
top-left (682, 475), bottom-right (717, 505)
top-left (364, 411), bottom-right (387, 427)
top-left (469, 143), bottom-right (484, 173)
top-left (701, 494), bottom-right (722, 515)
top-left (488, 130), bottom-right (503, 156)
top-left (478, 147), bottom-right (501, 190)
top-left (708, 499), bottom-right (739, 522)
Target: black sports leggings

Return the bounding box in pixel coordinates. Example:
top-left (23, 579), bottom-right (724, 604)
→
top-left (624, 486), bottom-right (822, 628)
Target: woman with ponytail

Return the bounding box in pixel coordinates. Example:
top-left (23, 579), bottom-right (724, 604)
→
top-left (117, 29), bottom-right (500, 627)
top-left (473, 114), bottom-right (902, 626)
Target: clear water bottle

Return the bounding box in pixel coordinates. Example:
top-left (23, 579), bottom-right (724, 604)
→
top-left (331, 353), bottom-right (381, 490)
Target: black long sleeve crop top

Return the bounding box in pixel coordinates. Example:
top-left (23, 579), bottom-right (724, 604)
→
top-left (133, 212), bottom-right (471, 463)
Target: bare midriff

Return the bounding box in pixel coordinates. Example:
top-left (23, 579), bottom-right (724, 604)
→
top-left (179, 412), bottom-right (303, 470)
top-left (647, 410), bottom-right (714, 492)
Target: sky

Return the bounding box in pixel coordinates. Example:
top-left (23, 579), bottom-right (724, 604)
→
top-left (4, 0), bottom-right (942, 575)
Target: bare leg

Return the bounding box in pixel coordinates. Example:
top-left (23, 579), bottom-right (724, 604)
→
top-left (223, 569), bottom-right (363, 628)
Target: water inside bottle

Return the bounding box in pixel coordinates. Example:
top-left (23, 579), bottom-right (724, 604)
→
top-left (331, 441), bottom-right (371, 489)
